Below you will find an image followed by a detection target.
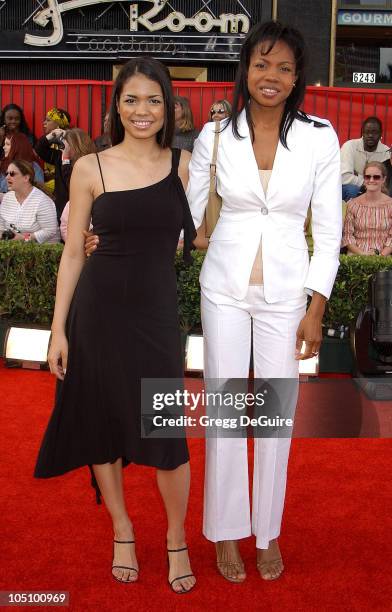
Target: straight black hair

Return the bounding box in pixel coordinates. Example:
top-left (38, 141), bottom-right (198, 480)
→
top-left (109, 57), bottom-right (174, 148)
top-left (230, 20), bottom-right (327, 148)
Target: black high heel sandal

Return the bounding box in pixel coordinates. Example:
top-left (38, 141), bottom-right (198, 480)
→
top-left (167, 546), bottom-right (195, 594)
top-left (112, 539), bottom-right (139, 583)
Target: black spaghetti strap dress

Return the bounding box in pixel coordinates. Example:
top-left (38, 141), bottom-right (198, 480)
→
top-left (35, 149), bottom-right (196, 479)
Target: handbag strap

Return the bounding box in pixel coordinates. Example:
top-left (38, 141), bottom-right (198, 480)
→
top-left (209, 121), bottom-right (220, 192)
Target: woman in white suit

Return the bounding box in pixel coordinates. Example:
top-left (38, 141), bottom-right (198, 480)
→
top-left (187, 21), bottom-right (342, 582)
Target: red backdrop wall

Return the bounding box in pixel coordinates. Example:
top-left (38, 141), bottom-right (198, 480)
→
top-left (1, 81), bottom-right (391, 146)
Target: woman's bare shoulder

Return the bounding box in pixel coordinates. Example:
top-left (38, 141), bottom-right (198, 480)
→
top-left (73, 152), bottom-right (99, 172)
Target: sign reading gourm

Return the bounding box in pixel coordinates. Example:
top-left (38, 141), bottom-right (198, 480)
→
top-left (25, 0), bottom-right (250, 47)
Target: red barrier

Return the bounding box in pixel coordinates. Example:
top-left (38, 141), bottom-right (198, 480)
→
top-left (1, 81), bottom-right (391, 145)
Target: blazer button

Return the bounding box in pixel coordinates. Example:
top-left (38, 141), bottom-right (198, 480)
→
top-left (261, 208), bottom-right (268, 215)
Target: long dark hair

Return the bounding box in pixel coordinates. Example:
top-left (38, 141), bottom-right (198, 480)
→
top-left (230, 20), bottom-right (327, 147)
top-left (0, 103), bottom-right (35, 142)
top-left (109, 57), bottom-right (174, 148)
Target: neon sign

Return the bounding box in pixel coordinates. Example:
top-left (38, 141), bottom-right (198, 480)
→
top-left (24, 0), bottom-right (250, 47)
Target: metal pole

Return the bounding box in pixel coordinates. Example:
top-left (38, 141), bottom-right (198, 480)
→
top-left (329, 0), bottom-right (338, 87)
top-left (272, 0), bottom-right (278, 21)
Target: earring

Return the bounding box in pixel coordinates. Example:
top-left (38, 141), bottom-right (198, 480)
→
top-left (292, 82), bottom-right (296, 87)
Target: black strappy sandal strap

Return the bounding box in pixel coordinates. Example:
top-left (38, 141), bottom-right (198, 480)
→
top-left (167, 546), bottom-right (188, 553)
top-left (112, 540), bottom-right (138, 583)
top-left (167, 546), bottom-right (195, 593)
top-left (170, 573), bottom-right (195, 587)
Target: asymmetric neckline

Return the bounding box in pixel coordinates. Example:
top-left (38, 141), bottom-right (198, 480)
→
top-left (92, 171), bottom-right (172, 206)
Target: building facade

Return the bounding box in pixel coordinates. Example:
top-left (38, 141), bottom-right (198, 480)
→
top-left (0, 1), bottom-right (391, 88)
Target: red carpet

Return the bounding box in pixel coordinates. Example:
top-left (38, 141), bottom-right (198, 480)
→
top-left (0, 364), bottom-right (391, 611)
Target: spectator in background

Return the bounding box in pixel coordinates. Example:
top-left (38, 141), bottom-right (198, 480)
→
top-left (341, 116), bottom-right (390, 201)
top-left (208, 99), bottom-right (232, 122)
top-left (172, 96), bottom-right (199, 152)
top-left (382, 147), bottom-right (392, 196)
top-left (37, 126), bottom-right (95, 222)
top-left (94, 113), bottom-right (112, 152)
top-left (59, 128), bottom-right (97, 241)
top-left (35, 107), bottom-right (71, 197)
top-left (0, 133), bottom-right (44, 192)
top-left (0, 160), bottom-right (59, 243)
top-left (342, 161), bottom-right (392, 256)
top-left (0, 103), bottom-right (35, 146)
top-left (60, 128), bottom-right (97, 193)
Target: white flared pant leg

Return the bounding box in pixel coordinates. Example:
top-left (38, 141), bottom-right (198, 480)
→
top-left (201, 291), bottom-right (252, 542)
top-left (250, 291), bottom-right (306, 549)
top-left (201, 287), bottom-right (306, 547)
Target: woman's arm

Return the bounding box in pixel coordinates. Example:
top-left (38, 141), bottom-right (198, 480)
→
top-left (49, 156), bottom-right (95, 378)
top-left (299, 124), bottom-right (343, 360)
top-left (0, 196), bottom-right (7, 233)
top-left (51, 156), bottom-right (94, 332)
top-left (31, 194), bottom-right (59, 243)
top-left (341, 201), bottom-right (368, 254)
top-left (186, 123), bottom-right (215, 229)
top-left (178, 149), bottom-right (191, 191)
top-left (35, 133), bottom-right (62, 165)
top-left (381, 204), bottom-right (392, 256)
top-left (192, 217), bottom-right (209, 250)
top-left (305, 124), bottom-right (342, 299)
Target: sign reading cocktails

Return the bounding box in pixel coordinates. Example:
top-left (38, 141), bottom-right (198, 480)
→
top-left (0, 0), bottom-right (252, 61)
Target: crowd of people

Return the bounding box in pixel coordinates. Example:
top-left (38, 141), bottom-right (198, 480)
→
top-left (0, 96), bottom-right (232, 244)
top-left (0, 94), bottom-right (391, 252)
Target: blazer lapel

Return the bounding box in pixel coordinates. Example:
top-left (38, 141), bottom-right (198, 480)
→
top-left (235, 110), bottom-right (266, 204)
top-left (265, 139), bottom-right (285, 201)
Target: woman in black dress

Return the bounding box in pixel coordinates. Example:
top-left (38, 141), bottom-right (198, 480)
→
top-left (35, 58), bottom-right (196, 594)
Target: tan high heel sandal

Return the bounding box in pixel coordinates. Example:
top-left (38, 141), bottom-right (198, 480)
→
top-left (256, 557), bottom-right (284, 581)
top-left (216, 541), bottom-right (246, 583)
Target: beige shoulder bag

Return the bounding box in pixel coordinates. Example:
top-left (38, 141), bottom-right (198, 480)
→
top-left (204, 122), bottom-right (222, 238)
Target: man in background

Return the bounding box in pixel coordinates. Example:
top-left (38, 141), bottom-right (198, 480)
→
top-left (341, 116), bottom-right (390, 201)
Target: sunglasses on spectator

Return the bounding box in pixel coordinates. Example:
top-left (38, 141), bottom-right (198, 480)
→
top-left (5, 171), bottom-right (19, 177)
top-left (210, 108), bottom-right (226, 115)
top-left (364, 174), bottom-right (382, 180)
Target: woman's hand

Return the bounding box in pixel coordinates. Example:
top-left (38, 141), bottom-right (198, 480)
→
top-left (47, 128), bottom-right (66, 142)
top-left (83, 229), bottom-right (99, 257)
top-left (48, 331), bottom-right (68, 380)
top-left (295, 292), bottom-right (326, 360)
top-left (295, 311), bottom-right (323, 360)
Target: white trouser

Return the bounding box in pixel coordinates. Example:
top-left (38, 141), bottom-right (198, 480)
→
top-left (201, 286), bottom-right (307, 549)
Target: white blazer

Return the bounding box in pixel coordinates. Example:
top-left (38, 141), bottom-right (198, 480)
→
top-left (187, 110), bottom-right (343, 304)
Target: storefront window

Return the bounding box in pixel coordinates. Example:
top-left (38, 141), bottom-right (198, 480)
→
top-left (336, 0), bottom-right (392, 86)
